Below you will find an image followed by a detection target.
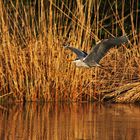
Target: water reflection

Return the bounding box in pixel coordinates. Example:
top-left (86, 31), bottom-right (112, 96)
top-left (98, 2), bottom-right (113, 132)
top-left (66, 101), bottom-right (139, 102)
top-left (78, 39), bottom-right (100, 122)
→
top-left (0, 103), bottom-right (140, 140)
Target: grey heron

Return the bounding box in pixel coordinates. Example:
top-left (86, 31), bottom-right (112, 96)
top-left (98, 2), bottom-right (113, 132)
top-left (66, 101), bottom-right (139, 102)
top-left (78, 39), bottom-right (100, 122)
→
top-left (63, 36), bottom-right (128, 68)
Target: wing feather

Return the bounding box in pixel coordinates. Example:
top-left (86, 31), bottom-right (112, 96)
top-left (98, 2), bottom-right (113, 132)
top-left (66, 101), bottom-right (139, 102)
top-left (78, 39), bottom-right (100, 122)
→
top-left (64, 45), bottom-right (87, 58)
top-left (84, 35), bottom-right (128, 66)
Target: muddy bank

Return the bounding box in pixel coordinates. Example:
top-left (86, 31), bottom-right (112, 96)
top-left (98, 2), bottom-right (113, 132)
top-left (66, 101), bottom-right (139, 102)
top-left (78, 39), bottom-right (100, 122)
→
top-left (101, 82), bottom-right (140, 103)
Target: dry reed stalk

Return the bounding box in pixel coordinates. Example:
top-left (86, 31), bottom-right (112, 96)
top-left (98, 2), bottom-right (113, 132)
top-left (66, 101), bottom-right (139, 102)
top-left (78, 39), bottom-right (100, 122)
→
top-left (0, 0), bottom-right (139, 103)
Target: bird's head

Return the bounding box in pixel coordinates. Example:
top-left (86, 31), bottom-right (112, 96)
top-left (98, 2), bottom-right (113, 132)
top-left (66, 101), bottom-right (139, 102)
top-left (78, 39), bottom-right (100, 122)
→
top-left (66, 57), bottom-right (79, 62)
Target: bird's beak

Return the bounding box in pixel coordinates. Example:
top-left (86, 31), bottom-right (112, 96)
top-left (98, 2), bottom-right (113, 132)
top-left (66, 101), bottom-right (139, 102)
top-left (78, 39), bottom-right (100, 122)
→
top-left (66, 59), bottom-right (73, 62)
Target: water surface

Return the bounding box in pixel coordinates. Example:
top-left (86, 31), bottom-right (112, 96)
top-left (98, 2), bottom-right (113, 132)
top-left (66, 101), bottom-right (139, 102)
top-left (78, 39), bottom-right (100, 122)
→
top-left (0, 103), bottom-right (140, 140)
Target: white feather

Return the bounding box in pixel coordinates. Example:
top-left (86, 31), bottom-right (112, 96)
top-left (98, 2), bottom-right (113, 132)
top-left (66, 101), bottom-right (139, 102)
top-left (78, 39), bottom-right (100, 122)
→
top-left (73, 59), bottom-right (90, 68)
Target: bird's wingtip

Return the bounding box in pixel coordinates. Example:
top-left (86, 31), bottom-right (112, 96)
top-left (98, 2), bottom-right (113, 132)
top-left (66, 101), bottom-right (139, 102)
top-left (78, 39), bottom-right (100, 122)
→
top-left (119, 34), bottom-right (129, 43)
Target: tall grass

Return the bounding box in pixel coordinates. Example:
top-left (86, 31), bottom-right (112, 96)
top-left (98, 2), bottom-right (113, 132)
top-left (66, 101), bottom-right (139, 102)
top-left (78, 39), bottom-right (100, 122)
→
top-left (0, 0), bottom-right (139, 102)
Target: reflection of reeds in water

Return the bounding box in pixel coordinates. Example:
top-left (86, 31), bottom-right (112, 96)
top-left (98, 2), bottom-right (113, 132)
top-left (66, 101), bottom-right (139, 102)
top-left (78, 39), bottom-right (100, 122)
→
top-left (0, 1), bottom-right (140, 102)
top-left (0, 103), bottom-right (140, 140)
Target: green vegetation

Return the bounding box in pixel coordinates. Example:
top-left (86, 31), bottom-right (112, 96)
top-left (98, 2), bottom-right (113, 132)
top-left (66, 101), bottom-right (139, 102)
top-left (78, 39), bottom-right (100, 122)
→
top-left (0, 0), bottom-right (140, 103)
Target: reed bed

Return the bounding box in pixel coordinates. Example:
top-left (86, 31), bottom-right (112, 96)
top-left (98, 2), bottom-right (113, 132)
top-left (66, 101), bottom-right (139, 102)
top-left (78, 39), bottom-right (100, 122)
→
top-left (0, 0), bottom-right (140, 103)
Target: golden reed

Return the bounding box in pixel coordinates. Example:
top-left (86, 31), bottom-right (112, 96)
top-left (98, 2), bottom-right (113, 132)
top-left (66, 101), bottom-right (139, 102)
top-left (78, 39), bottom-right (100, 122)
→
top-left (0, 0), bottom-right (139, 102)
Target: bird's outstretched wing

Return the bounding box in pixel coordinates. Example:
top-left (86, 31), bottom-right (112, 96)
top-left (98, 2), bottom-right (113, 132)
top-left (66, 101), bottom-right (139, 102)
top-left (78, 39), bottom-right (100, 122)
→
top-left (64, 44), bottom-right (87, 58)
top-left (83, 35), bottom-right (128, 65)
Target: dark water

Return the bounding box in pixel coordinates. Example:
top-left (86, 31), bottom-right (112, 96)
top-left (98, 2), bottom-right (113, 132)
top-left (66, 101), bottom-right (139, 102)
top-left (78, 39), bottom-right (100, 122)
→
top-left (0, 103), bottom-right (140, 140)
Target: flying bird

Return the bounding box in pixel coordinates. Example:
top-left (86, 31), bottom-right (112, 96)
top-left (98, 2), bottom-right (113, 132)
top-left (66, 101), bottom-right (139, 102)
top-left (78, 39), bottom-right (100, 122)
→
top-left (63, 35), bottom-right (128, 68)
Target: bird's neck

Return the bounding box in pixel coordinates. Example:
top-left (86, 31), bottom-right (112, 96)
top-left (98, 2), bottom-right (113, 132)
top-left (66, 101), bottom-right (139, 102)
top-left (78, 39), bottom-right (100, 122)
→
top-left (73, 59), bottom-right (90, 68)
